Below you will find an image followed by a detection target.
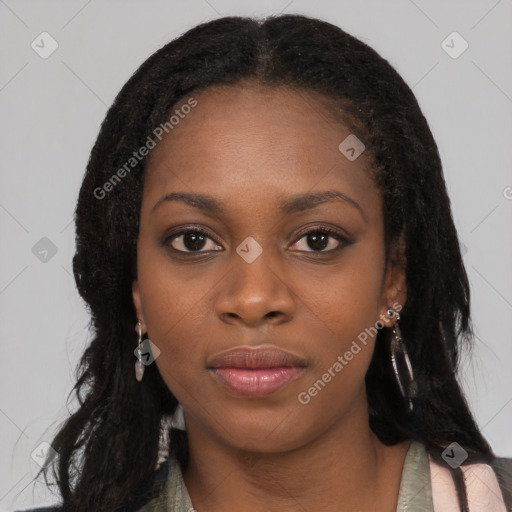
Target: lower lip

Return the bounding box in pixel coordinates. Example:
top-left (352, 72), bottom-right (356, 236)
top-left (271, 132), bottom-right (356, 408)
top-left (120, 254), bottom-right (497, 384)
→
top-left (210, 367), bottom-right (303, 398)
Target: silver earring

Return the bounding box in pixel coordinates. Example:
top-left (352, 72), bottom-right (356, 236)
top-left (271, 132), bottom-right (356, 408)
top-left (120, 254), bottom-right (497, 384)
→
top-left (387, 308), bottom-right (417, 412)
top-left (135, 320), bottom-right (144, 382)
top-left (170, 403), bottom-right (186, 431)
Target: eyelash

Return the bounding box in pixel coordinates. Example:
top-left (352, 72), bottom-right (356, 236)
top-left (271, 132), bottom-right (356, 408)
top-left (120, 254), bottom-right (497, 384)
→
top-left (163, 224), bottom-right (349, 255)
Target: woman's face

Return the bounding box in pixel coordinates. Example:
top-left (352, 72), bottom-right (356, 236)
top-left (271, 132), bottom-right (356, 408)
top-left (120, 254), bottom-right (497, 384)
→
top-left (132, 84), bottom-right (406, 453)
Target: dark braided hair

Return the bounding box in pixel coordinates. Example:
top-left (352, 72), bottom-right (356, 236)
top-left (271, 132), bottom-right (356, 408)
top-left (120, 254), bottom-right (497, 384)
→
top-left (41, 14), bottom-right (493, 512)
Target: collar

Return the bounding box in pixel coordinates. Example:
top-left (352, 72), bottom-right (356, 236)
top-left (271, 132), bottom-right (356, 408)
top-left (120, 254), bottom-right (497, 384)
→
top-left (139, 440), bottom-right (434, 512)
top-left (396, 440), bottom-right (434, 511)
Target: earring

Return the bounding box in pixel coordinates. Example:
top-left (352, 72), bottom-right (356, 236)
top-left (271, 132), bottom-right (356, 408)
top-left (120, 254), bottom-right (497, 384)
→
top-left (387, 308), bottom-right (417, 412)
top-left (135, 320), bottom-right (144, 382)
top-left (170, 403), bottom-right (186, 431)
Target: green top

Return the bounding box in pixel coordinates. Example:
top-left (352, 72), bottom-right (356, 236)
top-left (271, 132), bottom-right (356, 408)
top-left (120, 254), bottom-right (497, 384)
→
top-left (138, 440), bottom-right (512, 511)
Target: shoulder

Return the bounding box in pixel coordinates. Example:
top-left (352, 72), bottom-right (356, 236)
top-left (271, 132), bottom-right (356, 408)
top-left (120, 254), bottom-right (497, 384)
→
top-left (491, 457), bottom-right (512, 510)
top-left (14, 459), bottom-right (171, 512)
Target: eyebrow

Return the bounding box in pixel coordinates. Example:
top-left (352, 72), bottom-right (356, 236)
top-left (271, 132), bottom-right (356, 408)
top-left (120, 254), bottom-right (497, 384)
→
top-left (151, 190), bottom-right (365, 220)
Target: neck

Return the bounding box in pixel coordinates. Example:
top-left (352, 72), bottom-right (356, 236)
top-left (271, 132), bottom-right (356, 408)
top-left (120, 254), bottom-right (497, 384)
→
top-left (181, 400), bottom-right (410, 512)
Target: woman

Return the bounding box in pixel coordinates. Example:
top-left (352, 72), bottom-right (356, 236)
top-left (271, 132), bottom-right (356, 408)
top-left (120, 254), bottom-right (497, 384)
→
top-left (23, 14), bottom-right (511, 512)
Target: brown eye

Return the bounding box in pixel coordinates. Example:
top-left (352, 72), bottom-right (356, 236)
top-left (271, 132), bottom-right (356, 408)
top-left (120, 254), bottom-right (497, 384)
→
top-left (289, 227), bottom-right (348, 253)
top-left (166, 229), bottom-right (222, 253)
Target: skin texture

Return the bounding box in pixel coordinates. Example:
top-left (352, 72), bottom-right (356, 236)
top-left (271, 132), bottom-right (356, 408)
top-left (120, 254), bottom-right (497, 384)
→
top-left (132, 83), bottom-right (408, 512)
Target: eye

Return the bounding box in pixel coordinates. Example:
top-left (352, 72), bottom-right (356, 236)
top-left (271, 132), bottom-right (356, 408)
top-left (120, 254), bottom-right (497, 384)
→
top-left (165, 228), bottom-right (222, 253)
top-left (289, 226), bottom-right (348, 253)
top-left (164, 225), bottom-right (349, 255)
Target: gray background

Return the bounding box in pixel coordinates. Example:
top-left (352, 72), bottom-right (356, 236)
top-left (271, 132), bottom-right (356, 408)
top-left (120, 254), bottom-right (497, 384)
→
top-left (1, 0), bottom-right (511, 509)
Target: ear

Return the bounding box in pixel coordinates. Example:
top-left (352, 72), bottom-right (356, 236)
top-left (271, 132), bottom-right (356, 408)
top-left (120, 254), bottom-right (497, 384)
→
top-left (132, 280), bottom-right (147, 334)
top-left (378, 237), bottom-right (407, 328)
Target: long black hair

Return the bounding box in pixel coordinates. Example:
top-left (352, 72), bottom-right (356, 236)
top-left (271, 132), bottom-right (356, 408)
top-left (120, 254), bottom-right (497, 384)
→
top-left (42, 14), bottom-right (492, 512)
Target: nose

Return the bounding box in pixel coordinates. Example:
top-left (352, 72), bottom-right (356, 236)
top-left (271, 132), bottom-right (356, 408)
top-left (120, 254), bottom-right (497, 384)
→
top-left (214, 246), bottom-right (296, 327)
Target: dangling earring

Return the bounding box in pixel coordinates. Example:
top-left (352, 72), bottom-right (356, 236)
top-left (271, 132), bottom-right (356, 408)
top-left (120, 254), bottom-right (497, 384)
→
top-left (387, 308), bottom-right (417, 412)
top-left (170, 403), bottom-right (186, 431)
top-left (135, 320), bottom-right (144, 382)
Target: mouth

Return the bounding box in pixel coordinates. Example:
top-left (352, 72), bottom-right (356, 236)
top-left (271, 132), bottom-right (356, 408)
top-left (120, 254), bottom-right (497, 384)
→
top-left (207, 346), bottom-right (307, 398)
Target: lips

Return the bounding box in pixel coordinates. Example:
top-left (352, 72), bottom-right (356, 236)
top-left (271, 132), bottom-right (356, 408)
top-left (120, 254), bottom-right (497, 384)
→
top-left (208, 347), bottom-right (307, 369)
top-left (208, 347), bottom-right (307, 398)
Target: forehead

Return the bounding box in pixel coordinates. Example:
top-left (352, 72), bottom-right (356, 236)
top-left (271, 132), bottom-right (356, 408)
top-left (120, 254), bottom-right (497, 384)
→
top-left (143, 84), bottom-right (379, 220)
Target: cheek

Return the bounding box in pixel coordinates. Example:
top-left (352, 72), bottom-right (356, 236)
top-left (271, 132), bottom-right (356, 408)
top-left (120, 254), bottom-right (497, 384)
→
top-left (295, 249), bottom-right (385, 344)
top-left (292, 284), bottom-right (382, 426)
top-left (290, 249), bottom-right (385, 399)
top-left (136, 249), bottom-right (212, 398)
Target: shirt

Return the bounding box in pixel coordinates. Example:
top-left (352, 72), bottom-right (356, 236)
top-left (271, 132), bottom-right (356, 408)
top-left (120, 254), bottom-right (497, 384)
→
top-left (137, 440), bottom-right (512, 511)
top-left (18, 440), bottom-right (512, 511)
